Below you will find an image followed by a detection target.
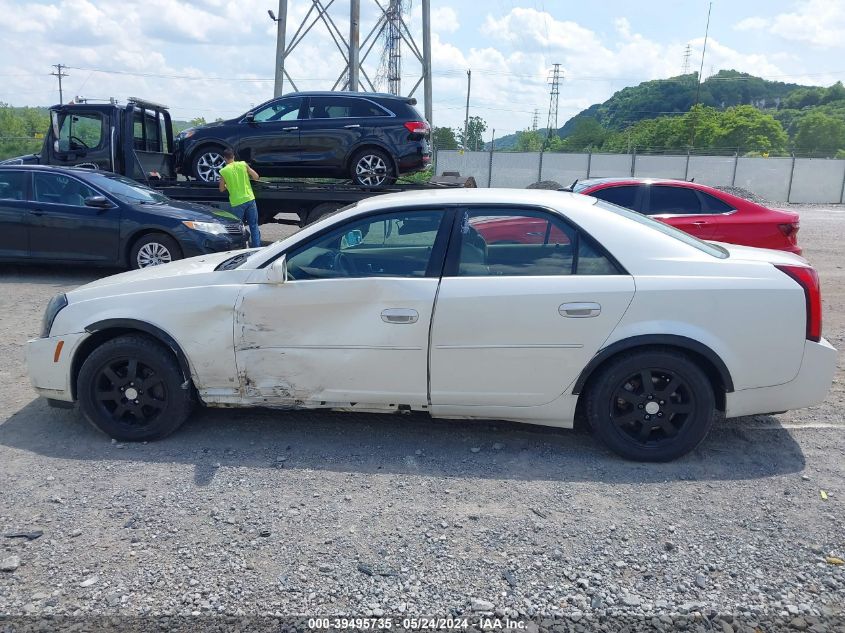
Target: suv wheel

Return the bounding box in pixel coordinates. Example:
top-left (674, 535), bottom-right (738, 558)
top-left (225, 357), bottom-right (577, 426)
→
top-left (130, 233), bottom-right (182, 269)
top-left (77, 334), bottom-right (193, 442)
top-left (192, 146), bottom-right (225, 182)
top-left (350, 148), bottom-right (395, 187)
top-left (585, 349), bottom-right (715, 462)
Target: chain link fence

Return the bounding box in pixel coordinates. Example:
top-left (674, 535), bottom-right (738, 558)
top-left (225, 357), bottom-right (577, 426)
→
top-left (435, 149), bottom-right (845, 204)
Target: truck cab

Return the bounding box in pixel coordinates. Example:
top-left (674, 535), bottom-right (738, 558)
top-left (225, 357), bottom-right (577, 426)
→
top-left (5, 98), bottom-right (176, 184)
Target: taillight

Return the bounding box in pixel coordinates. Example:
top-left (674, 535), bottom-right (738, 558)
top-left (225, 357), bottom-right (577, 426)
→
top-left (778, 222), bottom-right (799, 239)
top-left (775, 265), bottom-right (822, 342)
top-left (404, 121), bottom-right (429, 135)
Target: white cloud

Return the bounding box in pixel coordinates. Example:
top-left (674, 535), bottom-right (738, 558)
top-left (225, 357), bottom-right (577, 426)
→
top-left (431, 6), bottom-right (459, 33)
top-left (733, 0), bottom-right (845, 48)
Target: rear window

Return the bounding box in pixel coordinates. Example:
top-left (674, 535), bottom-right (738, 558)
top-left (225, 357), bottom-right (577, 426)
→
top-left (594, 199), bottom-right (728, 259)
top-left (590, 185), bottom-right (638, 209)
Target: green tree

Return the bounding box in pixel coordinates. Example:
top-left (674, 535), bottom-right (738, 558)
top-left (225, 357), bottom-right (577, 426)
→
top-left (0, 103), bottom-right (49, 160)
top-left (559, 117), bottom-right (607, 151)
top-left (456, 116), bottom-right (487, 151)
top-left (189, 116), bottom-right (207, 127)
top-left (712, 105), bottom-right (788, 153)
top-left (794, 111), bottom-right (845, 155)
top-left (514, 129), bottom-right (543, 152)
top-left (431, 126), bottom-right (458, 150)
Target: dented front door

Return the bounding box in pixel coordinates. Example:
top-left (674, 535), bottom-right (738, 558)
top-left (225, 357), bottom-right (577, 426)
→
top-left (234, 278), bottom-right (439, 406)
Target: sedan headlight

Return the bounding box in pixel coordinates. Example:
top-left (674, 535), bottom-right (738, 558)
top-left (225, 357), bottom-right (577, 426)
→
top-left (176, 129), bottom-right (195, 140)
top-left (41, 293), bottom-right (68, 338)
top-left (183, 220), bottom-right (228, 235)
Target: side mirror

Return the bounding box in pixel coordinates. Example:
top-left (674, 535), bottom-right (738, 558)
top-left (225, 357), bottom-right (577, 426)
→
top-left (266, 255), bottom-right (287, 284)
top-left (84, 195), bottom-right (111, 208)
top-left (244, 112), bottom-right (255, 123)
top-left (341, 229), bottom-right (363, 248)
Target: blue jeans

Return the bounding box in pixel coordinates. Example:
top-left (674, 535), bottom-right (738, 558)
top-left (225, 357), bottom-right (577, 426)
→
top-left (233, 200), bottom-right (261, 248)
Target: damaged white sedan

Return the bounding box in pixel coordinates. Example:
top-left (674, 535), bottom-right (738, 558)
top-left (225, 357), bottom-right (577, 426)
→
top-left (27, 189), bottom-right (836, 461)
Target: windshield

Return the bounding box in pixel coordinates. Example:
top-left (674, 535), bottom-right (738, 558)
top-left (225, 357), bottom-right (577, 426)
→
top-left (88, 173), bottom-right (170, 204)
top-left (593, 199), bottom-right (729, 259)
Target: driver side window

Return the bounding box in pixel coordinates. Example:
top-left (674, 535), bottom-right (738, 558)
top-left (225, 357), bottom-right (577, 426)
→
top-left (286, 210), bottom-right (443, 280)
top-left (252, 98), bottom-right (303, 123)
top-left (57, 112), bottom-right (104, 152)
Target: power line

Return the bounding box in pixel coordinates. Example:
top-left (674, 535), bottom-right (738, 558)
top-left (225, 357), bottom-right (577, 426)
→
top-left (545, 63), bottom-right (562, 143)
top-left (682, 44), bottom-right (692, 75)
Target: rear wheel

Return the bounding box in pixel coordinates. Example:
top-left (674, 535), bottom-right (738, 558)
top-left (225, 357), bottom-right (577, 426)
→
top-left (192, 146), bottom-right (226, 182)
top-left (585, 349), bottom-right (715, 461)
top-left (77, 334), bottom-right (193, 441)
top-left (129, 233), bottom-right (182, 269)
top-left (350, 148), bottom-right (395, 187)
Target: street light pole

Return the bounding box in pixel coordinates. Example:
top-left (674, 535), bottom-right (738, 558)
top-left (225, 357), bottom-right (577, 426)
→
top-left (270, 0), bottom-right (288, 98)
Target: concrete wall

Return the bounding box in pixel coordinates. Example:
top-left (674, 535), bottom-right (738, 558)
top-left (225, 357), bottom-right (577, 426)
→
top-left (435, 150), bottom-right (845, 203)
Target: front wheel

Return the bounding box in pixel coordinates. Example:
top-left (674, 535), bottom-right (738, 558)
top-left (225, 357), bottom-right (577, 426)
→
top-left (585, 349), bottom-right (716, 462)
top-left (192, 146), bottom-right (226, 182)
top-left (129, 233), bottom-right (182, 269)
top-left (77, 334), bottom-right (194, 441)
top-left (349, 148), bottom-right (396, 187)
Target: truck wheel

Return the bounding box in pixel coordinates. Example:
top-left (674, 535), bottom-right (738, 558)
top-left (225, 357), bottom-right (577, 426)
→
top-left (350, 148), bottom-right (395, 188)
top-left (304, 202), bottom-right (343, 226)
top-left (77, 334), bottom-right (193, 442)
top-left (130, 233), bottom-right (183, 269)
top-left (192, 146), bottom-right (226, 182)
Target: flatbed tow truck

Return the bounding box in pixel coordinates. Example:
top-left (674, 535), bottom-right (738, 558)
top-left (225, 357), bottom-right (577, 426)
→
top-left (2, 97), bottom-right (474, 226)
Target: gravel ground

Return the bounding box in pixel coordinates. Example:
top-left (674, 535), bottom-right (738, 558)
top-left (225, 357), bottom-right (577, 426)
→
top-left (0, 204), bottom-right (843, 631)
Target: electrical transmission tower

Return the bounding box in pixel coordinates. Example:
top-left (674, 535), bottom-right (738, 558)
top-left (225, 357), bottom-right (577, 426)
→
top-left (269, 0), bottom-right (432, 125)
top-left (378, 0), bottom-right (408, 95)
top-left (682, 44), bottom-right (692, 75)
top-left (546, 64), bottom-right (562, 141)
top-left (531, 109), bottom-right (539, 132)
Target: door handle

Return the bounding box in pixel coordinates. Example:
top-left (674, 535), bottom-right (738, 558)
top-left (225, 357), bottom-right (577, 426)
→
top-left (344, 124), bottom-right (361, 129)
top-left (282, 126), bottom-right (298, 131)
top-left (559, 302), bottom-right (601, 318)
top-left (693, 220), bottom-right (708, 226)
top-left (28, 209), bottom-right (45, 216)
top-left (381, 308), bottom-right (419, 324)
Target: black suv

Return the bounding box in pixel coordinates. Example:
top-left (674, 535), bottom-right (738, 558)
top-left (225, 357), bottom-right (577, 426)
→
top-left (174, 92), bottom-right (431, 187)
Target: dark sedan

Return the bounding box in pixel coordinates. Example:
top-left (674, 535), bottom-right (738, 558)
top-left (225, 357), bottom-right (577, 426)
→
top-left (0, 165), bottom-right (248, 269)
top-left (174, 91), bottom-right (431, 186)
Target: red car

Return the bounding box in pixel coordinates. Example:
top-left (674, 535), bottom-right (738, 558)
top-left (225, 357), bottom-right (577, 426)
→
top-left (571, 178), bottom-right (801, 254)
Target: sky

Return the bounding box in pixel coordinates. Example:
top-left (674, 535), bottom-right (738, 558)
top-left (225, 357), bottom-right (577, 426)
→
top-left (1, 0), bottom-right (844, 139)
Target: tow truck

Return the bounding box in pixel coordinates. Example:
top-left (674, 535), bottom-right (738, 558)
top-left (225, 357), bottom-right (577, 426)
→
top-left (2, 97), bottom-right (474, 226)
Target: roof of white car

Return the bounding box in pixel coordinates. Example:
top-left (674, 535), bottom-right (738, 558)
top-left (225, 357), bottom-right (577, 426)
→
top-left (354, 187), bottom-right (594, 212)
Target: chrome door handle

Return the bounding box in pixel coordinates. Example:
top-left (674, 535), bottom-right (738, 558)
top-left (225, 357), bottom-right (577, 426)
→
top-left (282, 126), bottom-right (298, 131)
top-left (559, 302), bottom-right (601, 318)
top-left (381, 308), bottom-right (419, 324)
top-left (344, 124), bottom-right (361, 129)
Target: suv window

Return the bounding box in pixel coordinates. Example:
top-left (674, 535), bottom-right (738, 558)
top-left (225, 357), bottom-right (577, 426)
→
top-left (456, 208), bottom-right (619, 276)
top-left (590, 185), bottom-right (639, 209)
top-left (133, 111), bottom-right (163, 152)
top-left (57, 112), bottom-right (103, 151)
top-left (308, 96), bottom-right (387, 119)
top-left (698, 191), bottom-right (735, 213)
top-left (253, 98), bottom-right (303, 122)
top-left (286, 210), bottom-right (443, 280)
top-left (0, 171), bottom-right (26, 201)
top-left (648, 185), bottom-right (702, 215)
top-left (33, 172), bottom-right (98, 207)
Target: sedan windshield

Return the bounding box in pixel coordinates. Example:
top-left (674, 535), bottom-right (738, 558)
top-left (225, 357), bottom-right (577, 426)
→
top-left (87, 173), bottom-right (171, 205)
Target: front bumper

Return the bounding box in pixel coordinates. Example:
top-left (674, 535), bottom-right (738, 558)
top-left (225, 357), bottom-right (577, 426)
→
top-left (27, 332), bottom-right (89, 402)
top-left (178, 230), bottom-right (248, 258)
top-left (725, 337), bottom-right (837, 418)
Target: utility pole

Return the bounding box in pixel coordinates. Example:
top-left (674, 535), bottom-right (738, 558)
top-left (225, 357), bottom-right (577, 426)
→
top-left (349, 0), bottom-right (360, 91)
top-left (421, 0), bottom-right (432, 126)
top-left (463, 69), bottom-right (472, 152)
top-left (690, 1), bottom-right (713, 147)
top-left (51, 64), bottom-right (68, 103)
top-left (682, 44), bottom-right (692, 75)
top-left (532, 109), bottom-right (539, 132)
top-left (545, 63), bottom-right (562, 143)
top-left (270, 0), bottom-right (288, 97)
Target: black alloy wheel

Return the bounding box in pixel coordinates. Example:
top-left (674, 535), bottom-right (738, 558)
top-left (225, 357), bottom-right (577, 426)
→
top-left (586, 349), bottom-right (715, 461)
top-left (78, 334), bottom-right (193, 441)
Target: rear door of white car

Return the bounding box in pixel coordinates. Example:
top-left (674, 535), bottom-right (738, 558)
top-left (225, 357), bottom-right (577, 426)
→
top-left (234, 208), bottom-right (453, 406)
top-left (429, 206), bottom-right (635, 407)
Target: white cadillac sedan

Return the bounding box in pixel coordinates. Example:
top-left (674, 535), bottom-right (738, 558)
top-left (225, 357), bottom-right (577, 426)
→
top-left (27, 189), bottom-right (836, 461)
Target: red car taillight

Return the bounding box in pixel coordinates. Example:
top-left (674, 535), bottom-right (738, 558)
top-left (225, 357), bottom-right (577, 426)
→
top-left (778, 222), bottom-right (799, 239)
top-left (775, 265), bottom-right (822, 342)
top-left (404, 121), bottom-right (429, 135)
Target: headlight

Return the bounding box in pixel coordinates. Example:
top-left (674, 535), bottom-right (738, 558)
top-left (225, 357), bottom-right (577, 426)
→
top-left (41, 293), bottom-right (68, 338)
top-left (176, 129), bottom-right (195, 140)
top-left (183, 220), bottom-right (228, 235)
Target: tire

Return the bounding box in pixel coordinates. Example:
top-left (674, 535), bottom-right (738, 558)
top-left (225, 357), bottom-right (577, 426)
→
top-left (349, 148), bottom-right (396, 187)
top-left (191, 145), bottom-right (226, 182)
top-left (77, 334), bottom-right (193, 442)
top-left (304, 202), bottom-right (344, 226)
top-left (129, 233), bottom-right (182, 269)
top-left (585, 348), bottom-right (716, 462)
